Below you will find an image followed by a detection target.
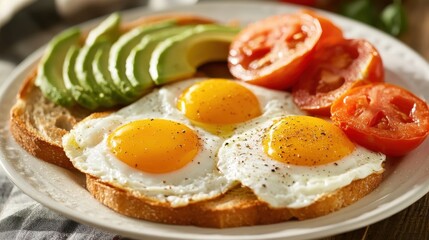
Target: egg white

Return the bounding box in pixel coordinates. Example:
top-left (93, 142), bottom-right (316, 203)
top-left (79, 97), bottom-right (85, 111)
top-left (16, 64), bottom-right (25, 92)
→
top-left (217, 117), bottom-right (386, 209)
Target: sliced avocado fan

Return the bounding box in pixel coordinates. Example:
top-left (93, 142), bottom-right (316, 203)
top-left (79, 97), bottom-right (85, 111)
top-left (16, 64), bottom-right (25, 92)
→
top-left (36, 12), bottom-right (240, 110)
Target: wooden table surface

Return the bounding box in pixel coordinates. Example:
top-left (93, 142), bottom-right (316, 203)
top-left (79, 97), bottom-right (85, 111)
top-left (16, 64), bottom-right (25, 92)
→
top-left (323, 0), bottom-right (429, 239)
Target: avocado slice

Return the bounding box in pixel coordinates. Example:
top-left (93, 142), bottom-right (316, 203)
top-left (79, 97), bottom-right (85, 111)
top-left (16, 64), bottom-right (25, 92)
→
top-left (63, 46), bottom-right (99, 110)
top-left (85, 13), bottom-right (121, 45)
top-left (35, 27), bottom-right (81, 107)
top-left (75, 42), bottom-right (118, 108)
top-left (126, 26), bottom-right (194, 89)
top-left (149, 24), bottom-right (240, 85)
top-left (92, 42), bottom-right (133, 104)
top-left (109, 21), bottom-right (177, 98)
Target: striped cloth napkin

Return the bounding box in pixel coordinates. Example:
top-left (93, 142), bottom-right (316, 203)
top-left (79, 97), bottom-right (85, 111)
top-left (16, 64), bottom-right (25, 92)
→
top-left (0, 172), bottom-right (121, 240)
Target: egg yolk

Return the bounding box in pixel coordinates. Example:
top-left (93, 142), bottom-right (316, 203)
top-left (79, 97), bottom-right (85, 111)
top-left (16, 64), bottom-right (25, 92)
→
top-left (177, 79), bottom-right (262, 126)
top-left (263, 116), bottom-right (355, 166)
top-left (108, 119), bottom-right (200, 174)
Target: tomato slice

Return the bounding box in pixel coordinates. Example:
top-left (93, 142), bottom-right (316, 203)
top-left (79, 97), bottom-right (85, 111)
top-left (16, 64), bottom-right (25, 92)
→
top-left (299, 9), bottom-right (344, 49)
top-left (292, 39), bottom-right (384, 116)
top-left (228, 12), bottom-right (322, 89)
top-left (331, 83), bottom-right (429, 156)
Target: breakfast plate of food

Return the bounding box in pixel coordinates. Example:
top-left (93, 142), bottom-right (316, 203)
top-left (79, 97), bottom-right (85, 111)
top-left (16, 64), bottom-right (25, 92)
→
top-left (1, 1), bottom-right (429, 240)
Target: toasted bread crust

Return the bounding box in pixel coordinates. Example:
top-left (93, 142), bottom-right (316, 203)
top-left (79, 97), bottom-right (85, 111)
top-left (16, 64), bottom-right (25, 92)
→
top-left (10, 106), bottom-right (74, 169)
top-left (10, 68), bottom-right (92, 169)
top-left (86, 172), bottom-right (383, 228)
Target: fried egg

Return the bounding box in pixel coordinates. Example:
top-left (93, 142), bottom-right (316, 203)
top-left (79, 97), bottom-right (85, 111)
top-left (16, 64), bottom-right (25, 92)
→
top-left (217, 115), bottom-right (386, 208)
top-left (63, 79), bottom-right (242, 207)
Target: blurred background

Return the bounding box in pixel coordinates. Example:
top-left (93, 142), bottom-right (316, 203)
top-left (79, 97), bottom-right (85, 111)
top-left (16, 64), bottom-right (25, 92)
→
top-left (0, 0), bottom-right (428, 68)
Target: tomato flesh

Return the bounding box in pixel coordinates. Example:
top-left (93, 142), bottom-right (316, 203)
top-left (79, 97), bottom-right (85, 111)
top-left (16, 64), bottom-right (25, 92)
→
top-left (331, 83), bottom-right (429, 156)
top-left (292, 39), bottom-right (384, 116)
top-left (228, 12), bottom-right (322, 89)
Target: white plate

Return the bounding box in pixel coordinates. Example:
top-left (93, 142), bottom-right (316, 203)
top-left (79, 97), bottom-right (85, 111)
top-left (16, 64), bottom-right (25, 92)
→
top-left (1, 2), bottom-right (429, 240)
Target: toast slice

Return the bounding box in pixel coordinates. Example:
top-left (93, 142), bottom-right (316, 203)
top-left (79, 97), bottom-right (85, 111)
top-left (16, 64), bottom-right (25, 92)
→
top-left (9, 14), bottom-right (217, 170)
top-left (86, 172), bottom-right (383, 228)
